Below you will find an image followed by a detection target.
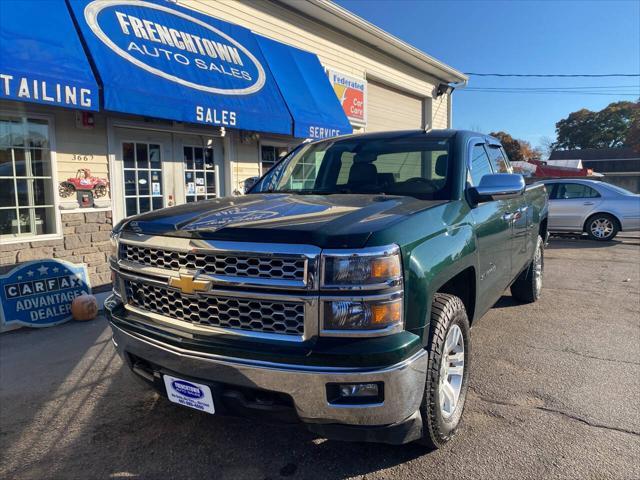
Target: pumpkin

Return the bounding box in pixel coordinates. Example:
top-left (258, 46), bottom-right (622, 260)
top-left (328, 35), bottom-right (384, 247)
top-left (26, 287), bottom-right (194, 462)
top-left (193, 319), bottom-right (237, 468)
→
top-left (71, 294), bottom-right (98, 321)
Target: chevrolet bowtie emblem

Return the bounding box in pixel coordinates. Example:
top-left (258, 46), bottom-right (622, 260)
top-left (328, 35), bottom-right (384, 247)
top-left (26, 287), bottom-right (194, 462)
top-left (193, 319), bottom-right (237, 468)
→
top-left (168, 271), bottom-right (211, 295)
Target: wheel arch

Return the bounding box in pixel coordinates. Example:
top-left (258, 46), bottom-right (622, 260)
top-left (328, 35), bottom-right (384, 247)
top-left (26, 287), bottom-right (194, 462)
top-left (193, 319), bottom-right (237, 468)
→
top-left (539, 216), bottom-right (548, 243)
top-left (434, 267), bottom-right (477, 324)
top-left (583, 211), bottom-right (622, 232)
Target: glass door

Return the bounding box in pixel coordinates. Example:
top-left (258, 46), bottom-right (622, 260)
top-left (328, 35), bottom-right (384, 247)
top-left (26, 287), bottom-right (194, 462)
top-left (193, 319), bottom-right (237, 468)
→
top-left (113, 128), bottom-right (175, 222)
top-left (122, 141), bottom-right (165, 217)
top-left (183, 145), bottom-right (216, 202)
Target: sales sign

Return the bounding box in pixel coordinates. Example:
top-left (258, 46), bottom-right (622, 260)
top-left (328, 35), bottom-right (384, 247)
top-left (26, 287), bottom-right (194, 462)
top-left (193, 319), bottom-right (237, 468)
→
top-left (69, 0), bottom-right (292, 134)
top-left (0, 260), bottom-right (91, 331)
top-left (327, 69), bottom-right (366, 126)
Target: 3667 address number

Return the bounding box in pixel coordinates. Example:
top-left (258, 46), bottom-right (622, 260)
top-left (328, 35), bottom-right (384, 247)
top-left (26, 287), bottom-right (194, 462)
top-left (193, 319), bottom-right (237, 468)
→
top-left (71, 154), bottom-right (94, 162)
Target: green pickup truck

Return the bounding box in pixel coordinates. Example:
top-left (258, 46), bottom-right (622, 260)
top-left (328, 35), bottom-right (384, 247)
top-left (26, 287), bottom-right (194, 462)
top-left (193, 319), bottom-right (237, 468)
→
top-left (106, 129), bottom-right (548, 448)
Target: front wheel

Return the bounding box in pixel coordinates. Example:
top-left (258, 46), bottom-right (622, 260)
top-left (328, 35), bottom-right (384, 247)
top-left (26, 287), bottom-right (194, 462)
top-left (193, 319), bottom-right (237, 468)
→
top-left (510, 235), bottom-right (544, 303)
top-left (58, 182), bottom-right (76, 198)
top-left (585, 213), bottom-right (619, 241)
top-left (418, 293), bottom-right (471, 449)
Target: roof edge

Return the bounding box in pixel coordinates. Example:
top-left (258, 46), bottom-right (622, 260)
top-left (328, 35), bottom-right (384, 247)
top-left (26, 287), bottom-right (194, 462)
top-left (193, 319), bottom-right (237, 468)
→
top-left (275, 0), bottom-right (468, 84)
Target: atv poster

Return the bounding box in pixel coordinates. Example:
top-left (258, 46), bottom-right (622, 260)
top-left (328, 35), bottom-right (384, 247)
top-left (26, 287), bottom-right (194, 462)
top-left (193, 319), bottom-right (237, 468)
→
top-left (58, 168), bottom-right (110, 209)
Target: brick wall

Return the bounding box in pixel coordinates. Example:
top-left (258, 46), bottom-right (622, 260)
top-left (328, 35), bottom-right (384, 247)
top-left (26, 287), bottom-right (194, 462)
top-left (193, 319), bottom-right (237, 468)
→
top-left (0, 211), bottom-right (113, 289)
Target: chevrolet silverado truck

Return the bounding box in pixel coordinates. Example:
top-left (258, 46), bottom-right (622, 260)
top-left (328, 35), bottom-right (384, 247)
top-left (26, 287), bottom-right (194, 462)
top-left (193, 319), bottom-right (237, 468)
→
top-left (106, 130), bottom-right (548, 448)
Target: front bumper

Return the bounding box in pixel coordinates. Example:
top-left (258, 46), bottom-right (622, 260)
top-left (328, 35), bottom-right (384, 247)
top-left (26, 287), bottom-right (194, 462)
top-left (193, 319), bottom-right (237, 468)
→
top-left (106, 299), bottom-right (428, 442)
top-left (110, 320), bottom-right (427, 424)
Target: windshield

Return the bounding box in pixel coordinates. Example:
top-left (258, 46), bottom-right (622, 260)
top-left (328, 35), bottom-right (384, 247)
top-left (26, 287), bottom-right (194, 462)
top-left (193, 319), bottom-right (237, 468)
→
top-left (251, 136), bottom-right (453, 200)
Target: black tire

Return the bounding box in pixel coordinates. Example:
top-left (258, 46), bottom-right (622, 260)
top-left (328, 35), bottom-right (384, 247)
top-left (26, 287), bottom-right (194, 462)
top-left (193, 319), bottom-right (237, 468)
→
top-left (417, 293), bottom-right (471, 449)
top-left (585, 213), bottom-right (619, 241)
top-left (510, 235), bottom-right (544, 303)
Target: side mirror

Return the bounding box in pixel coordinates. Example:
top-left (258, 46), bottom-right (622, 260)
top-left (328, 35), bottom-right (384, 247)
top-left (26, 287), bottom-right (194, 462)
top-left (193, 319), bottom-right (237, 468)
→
top-left (469, 173), bottom-right (525, 204)
top-left (242, 176), bottom-right (259, 194)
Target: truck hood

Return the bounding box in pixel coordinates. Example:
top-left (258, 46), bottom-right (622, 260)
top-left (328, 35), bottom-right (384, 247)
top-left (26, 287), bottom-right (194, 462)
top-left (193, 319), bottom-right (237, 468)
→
top-left (121, 194), bottom-right (447, 248)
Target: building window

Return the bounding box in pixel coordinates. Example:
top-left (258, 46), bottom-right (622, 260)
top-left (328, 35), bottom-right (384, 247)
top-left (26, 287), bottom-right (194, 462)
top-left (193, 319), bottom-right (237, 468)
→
top-left (184, 146), bottom-right (216, 202)
top-left (122, 142), bottom-right (164, 217)
top-left (0, 116), bottom-right (56, 239)
top-left (260, 145), bottom-right (288, 175)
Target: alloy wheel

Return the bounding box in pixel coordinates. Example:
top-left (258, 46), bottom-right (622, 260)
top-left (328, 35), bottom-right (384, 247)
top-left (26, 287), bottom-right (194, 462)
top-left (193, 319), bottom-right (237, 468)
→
top-left (590, 217), bottom-right (614, 239)
top-left (439, 324), bottom-right (465, 418)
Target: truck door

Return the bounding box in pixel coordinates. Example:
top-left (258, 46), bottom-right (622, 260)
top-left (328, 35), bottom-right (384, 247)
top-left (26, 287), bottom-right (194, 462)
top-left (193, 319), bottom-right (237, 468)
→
top-left (469, 143), bottom-right (513, 312)
top-left (486, 144), bottom-right (530, 275)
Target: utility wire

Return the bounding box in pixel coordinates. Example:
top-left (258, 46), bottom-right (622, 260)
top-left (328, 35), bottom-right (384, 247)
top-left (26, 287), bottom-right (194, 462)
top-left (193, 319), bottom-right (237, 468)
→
top-left (463, 85), bottom-right (639, 90)
top-left (464, 73), bottom-right (640, 77)
top-left (459, 90), bottom-right (639, 96)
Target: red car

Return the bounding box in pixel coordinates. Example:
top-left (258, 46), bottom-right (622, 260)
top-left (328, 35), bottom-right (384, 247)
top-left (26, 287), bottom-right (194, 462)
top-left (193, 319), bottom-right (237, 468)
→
top-left (59, 168), bottom-right (108, 198)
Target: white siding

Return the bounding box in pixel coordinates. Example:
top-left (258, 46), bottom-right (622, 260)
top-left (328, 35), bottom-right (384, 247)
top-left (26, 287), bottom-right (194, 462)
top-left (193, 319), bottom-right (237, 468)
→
top-left (366, 81), bottom-right (423, 132)
top-left (178, 0), bottom-right (441, 102)
top-left (432, 94), bottom-right (449, 130)
top-left (177, 1), bottom-right (453, 130)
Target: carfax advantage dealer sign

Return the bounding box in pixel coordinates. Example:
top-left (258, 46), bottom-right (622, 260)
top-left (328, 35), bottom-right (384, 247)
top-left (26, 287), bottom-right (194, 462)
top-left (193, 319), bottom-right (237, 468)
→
top-left (0, 260), bottom-right (91, 331)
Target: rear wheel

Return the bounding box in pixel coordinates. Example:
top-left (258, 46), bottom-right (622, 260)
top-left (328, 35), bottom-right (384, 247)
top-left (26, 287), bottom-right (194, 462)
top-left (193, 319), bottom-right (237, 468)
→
top-left (510, 235), bottom-right (543, 303)
top-left (585, 213), bottom-right (619, 241)
top-left (94, 184), bottom-right (107, 197)
top-left (418, 293), bottom-right (471, 449)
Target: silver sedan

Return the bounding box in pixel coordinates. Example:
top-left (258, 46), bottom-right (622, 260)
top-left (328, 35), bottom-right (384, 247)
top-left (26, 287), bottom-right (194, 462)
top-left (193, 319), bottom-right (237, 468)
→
top-left (537, 179), bottom-right (640, 241)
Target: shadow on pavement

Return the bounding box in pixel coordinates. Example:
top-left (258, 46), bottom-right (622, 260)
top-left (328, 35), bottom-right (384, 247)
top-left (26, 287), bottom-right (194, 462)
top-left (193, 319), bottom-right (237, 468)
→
top-left (547, 233), bottom-right (640, 249)
top-left (0, 318), bottom-right (429, 480)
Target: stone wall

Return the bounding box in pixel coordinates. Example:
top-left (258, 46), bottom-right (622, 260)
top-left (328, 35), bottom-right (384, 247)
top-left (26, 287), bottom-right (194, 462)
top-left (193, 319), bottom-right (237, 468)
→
top-left (0, 211), bottom-right (113, 289)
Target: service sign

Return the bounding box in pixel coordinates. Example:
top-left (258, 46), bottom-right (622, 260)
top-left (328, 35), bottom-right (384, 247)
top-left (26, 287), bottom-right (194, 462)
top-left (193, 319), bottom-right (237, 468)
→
top-left (327, 69), bottom-right (366, 126)
top-left (69, 0), bottom-right (292, 134)
top-left (0, 260), bottom-right (91, 330)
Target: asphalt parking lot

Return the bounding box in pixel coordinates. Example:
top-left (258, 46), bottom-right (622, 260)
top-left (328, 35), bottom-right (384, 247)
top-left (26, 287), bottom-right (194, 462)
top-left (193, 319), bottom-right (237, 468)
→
top-left (1, 234), bottom-right (639, 480)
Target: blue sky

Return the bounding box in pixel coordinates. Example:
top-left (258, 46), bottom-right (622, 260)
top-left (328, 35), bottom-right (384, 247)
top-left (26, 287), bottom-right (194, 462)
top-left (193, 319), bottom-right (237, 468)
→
top-left (335, 0), bottom-right (640, 148)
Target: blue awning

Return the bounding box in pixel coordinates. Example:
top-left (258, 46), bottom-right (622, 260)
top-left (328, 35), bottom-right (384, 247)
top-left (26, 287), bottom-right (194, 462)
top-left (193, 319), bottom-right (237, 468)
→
top-left (68, 0), bottom-right (292, 134)
top-left (256, 36), bottom-right (352, 140)
top-left (0, 0), bottom-right (99, 111)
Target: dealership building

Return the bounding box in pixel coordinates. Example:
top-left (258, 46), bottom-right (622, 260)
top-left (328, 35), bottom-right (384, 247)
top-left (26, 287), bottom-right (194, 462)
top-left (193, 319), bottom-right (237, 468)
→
top-left (0, 0), bottom-right (466, 289)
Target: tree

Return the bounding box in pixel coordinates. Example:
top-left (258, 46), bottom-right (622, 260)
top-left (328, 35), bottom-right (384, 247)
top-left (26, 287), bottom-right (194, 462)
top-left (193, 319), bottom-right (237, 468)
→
top-left (554, 100), bottom-right (639, 150)
top-left (518, 139), bottom-right (542, 161)
top-left (489, 131), bottom-right (541, 162)
top-left (625, 111), bottom-right (640, 153)
top-left (539, 136), bottom-right (556, 159)
top-left (489, 131), bottom-right (524, 162)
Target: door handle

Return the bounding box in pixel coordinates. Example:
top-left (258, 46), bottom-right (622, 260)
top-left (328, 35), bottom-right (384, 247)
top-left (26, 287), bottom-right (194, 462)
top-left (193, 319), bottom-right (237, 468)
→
top-left (583, 201), bottom-right (595, 205)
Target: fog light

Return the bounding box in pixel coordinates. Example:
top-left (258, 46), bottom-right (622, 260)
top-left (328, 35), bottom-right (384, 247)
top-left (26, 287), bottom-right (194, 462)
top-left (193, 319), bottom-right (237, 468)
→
top-left (327, 382), bottom-right (384, 405)
top-left (339, 383), bottom-right (379, 398)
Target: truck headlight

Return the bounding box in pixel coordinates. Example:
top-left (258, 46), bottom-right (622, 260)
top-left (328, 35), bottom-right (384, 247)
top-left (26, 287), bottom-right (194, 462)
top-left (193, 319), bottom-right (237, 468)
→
top-left (323, 295), bottom-right (403, 331)
top-left (321, 245), bottom-right (402, 288)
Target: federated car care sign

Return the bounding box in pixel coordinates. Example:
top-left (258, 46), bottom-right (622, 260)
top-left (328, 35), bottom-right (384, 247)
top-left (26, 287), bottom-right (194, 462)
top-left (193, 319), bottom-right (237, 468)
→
top-left (327, 69), bottom-right (366, 126)
top-left (69, 0), bottom-right (292, 134)
top-left (0, 260), bottom-right (91, 330)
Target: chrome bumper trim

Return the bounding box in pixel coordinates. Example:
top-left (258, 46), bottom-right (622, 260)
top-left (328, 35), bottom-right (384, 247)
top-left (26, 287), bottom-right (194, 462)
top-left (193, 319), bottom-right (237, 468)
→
top-left (109, 322), bottom-right (428, 426)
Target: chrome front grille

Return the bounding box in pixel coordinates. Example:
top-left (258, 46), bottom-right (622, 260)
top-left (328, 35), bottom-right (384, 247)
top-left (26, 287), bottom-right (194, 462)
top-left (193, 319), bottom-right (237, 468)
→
top-left (125, 279), bottom-right (306, 336)
top-left (121, 244), bottom-right (306, 282)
